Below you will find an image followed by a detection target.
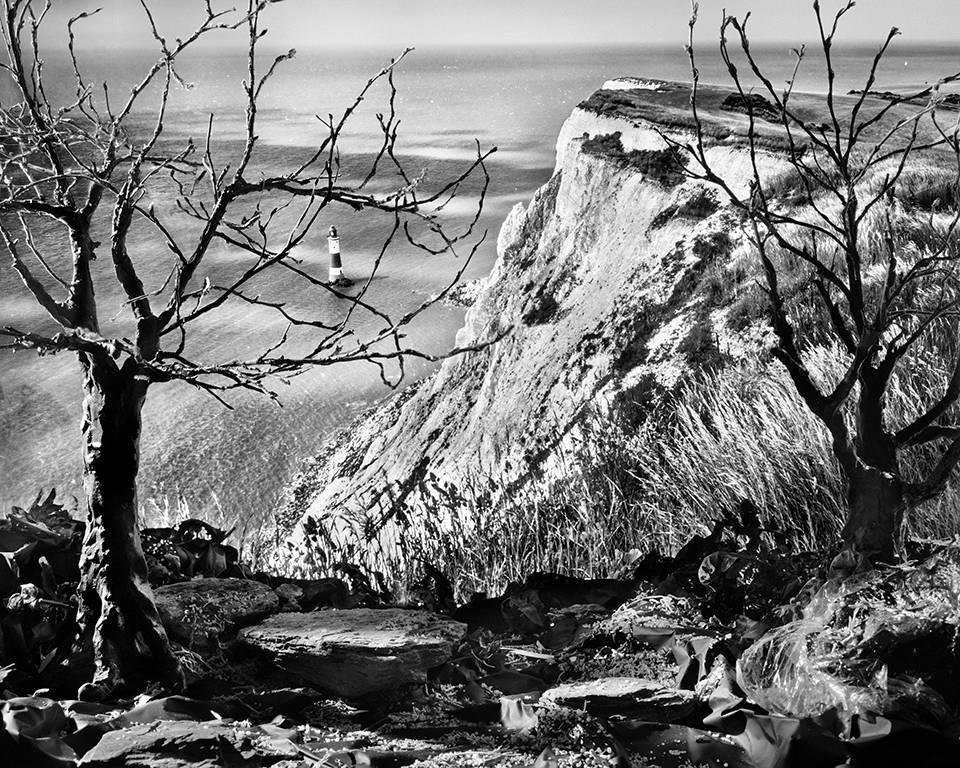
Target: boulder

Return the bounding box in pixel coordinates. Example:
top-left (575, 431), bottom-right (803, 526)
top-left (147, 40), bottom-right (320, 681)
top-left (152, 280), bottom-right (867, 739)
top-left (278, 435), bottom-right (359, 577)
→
top-left (153, 578), bottom-right (279, 648)
top-left (541, 677), bottom-right (697, 721)
top-left (78, 720), bottom-right (291, 767)
top-left (274, 582), bottom-right (304, 610)
top-left (239, 608), bottom-right (467, 701)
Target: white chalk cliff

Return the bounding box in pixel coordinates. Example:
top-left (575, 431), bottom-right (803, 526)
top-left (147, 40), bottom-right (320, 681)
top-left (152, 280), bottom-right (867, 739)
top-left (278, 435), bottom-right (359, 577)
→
top-left (273, 79), bottom-right (788, 574)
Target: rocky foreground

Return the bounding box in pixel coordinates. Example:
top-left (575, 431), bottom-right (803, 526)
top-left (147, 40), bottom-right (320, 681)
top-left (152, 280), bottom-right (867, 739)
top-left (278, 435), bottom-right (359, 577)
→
top-left (3, 499), bottom-right (960, 767)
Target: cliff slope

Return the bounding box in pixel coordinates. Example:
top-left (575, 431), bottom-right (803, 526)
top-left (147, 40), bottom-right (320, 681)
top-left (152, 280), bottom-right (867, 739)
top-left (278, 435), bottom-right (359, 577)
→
top-left (273, 79), bottom-right (793, 574)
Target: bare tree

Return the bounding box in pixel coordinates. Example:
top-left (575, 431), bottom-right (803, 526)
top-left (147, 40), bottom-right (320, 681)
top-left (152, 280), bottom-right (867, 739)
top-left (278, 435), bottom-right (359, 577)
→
top-left (674, 1), bottom-right (960, 561)
top-left (0, 0), bottom-right (492, 698)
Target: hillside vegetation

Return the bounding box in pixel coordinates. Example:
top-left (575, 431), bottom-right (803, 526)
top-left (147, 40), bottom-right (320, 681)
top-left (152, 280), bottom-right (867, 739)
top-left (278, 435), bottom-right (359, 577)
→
top-left (275, 79), bottom-right (960, 598)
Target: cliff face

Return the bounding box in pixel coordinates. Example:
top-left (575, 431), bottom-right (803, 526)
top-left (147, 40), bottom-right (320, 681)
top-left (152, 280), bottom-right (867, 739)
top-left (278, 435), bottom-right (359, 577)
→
top-left (274, 79), bottom-right (787, 574)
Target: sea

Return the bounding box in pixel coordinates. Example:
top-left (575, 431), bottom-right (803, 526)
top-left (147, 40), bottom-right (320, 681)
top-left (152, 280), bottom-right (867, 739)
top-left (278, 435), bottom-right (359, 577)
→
top-left (2, 41), bottom-right (958, 518)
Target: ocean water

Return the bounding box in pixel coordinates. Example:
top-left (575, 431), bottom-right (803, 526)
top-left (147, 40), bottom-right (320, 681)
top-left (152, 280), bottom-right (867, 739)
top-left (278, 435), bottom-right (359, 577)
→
top-left (1, 42), bottom-right (958, 517)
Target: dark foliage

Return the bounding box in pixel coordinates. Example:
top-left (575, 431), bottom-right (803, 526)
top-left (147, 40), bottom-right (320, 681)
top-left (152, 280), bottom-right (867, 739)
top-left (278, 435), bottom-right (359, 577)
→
top-left (719, 92), bottom-right (781, 122)
top-left (142, 520), bottom-right (249, 585)
top-left (650, 187), bottom-right (720, 228)
top-left (678, 319), bottom-right (727, 369)
top-left (523, 292), bottom-right (561, 326)
top-left (0, 491), bottom-right (81, 682)
top-left (582, 132), bottom-right (687, 186)
top-left (0, 491), bottom-right (254, 684)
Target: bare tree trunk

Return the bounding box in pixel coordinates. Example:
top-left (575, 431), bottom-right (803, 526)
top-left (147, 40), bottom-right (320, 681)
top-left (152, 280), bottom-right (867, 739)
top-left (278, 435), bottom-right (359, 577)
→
top-left (842, 466), bottom-right (905, 562)
top-left (842, 375), bottom-right (904, 562)
top-left (75, 352), bottom-right (182, 700)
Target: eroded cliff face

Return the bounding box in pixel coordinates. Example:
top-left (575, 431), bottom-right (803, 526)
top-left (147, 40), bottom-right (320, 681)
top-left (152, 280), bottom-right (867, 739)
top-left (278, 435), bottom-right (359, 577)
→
top-left (274, 79), bottom-right (787, 575)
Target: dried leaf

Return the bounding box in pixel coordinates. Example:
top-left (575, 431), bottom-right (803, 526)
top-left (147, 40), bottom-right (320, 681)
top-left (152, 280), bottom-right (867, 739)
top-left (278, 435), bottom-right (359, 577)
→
top-left (500, 693), bottom-right (540, 732)
top-left (38, 557), bottom-right (57, 597)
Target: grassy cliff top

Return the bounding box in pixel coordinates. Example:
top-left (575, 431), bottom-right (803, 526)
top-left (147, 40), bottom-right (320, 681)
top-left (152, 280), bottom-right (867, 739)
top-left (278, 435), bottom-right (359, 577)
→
top-left (579, 78), bottom-right (955, 155)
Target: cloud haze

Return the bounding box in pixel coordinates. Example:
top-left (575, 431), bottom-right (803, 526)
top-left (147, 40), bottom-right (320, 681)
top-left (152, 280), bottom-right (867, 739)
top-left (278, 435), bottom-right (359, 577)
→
top-left (45, 0), bottom-right (960, 51)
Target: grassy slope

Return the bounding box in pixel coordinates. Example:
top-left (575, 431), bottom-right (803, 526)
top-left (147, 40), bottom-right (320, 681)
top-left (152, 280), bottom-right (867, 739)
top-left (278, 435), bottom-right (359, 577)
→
top-left (578, 78), bottom-right (957, 158)
top-left (402, 82), bottom-right (960, 596)
top-left (262, 78), bottom-right (960, 598)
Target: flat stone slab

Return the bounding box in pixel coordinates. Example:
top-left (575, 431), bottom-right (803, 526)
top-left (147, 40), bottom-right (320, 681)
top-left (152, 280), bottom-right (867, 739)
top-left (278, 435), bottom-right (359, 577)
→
top-left (154, 577), bottom-right (279, 648)
top-left (239, 608), bottom-right (467, 701)
top-left (541, 677), bottom-right (697, 720)
top-left (78, 720), bottom-right (290, 767)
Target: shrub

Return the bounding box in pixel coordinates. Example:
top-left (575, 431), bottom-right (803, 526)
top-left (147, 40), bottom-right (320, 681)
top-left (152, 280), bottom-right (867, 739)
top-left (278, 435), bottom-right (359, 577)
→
top-left (761, 166), bottom-right (808, 203)
top-left (650, 188), bottom-right (720, 228)
top-left (613, 308), bottom-right (662, 372)
top-left (891, 165), bottom-right (959, 211)
top-left (623, 147), bottom-right (687, 186)
top-left (698, 264), bottom-right (730, 307)
top-left (523, 287), bottom-right (561, 326)
top-left (678, 318), bottom-right (726, 368)
top-left (720, 92), bottom-right (781, 122)
top-left (581, 131), bottom-right (627, 156)
top-left (726, 287), bottom-right (769, 332)
top-left (677, 187), bottom-right (720, 219)
top-left (691, 231), bottom-right (732, 260)
top-left (582, 132), bottom-right (687, 186)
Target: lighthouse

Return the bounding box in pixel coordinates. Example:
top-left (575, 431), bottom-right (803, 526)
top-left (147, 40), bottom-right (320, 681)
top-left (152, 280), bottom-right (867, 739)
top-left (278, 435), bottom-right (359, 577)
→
top-left (327, 225), bottom-right (345, 284)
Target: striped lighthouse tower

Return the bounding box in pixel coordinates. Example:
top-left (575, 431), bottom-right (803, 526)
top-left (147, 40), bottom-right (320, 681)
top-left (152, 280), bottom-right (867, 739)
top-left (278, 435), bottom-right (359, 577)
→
top-left (327, 225), bottom-right (344, 284)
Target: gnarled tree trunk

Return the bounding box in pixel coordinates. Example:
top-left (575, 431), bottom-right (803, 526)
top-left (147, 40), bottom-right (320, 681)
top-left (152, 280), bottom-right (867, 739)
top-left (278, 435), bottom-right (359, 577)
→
top-left (76, 351), bottom-right (181, 699)
top-left (842, 465), bottom-right (905, 562)
top-left (840, 375), bottom-right (905, 563)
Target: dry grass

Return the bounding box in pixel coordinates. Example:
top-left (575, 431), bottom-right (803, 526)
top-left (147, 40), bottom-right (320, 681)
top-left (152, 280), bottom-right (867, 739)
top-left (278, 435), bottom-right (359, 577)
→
top-left (143, 164), bottom-right (960, 600)
top-left (889, 165), bottom-right (960, 211)
top-left (140, 491), bottom-right (273, 571)
top-left (291, 328), bottom-right (960, 601)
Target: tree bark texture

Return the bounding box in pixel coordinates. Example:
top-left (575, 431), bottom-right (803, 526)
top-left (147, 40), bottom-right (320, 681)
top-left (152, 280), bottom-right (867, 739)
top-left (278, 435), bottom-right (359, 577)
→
top-left (842, 465), bottom-right (905, 562)
top-left (76, 352), bottom-right (181, 697)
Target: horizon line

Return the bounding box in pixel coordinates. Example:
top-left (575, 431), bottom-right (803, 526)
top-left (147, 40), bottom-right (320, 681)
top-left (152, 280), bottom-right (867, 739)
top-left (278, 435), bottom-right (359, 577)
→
top-left (71, 38), bottom-right (960, 54)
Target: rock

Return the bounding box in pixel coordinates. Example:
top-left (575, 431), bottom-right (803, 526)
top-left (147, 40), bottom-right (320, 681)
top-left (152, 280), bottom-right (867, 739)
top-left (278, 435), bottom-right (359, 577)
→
top-left (454, 594), bottom-right (509, 633)
top-left (541, 677), bottom-right (697, 721)
top-left (502, 590), bottom-right (548, 635)
top-left (238, 608), bottom-right (467, 701)
top-left (153, 577), bottom-right (279, 648)
top-left (274, 582), bottom-right (304, 610)
top-left (298, 577), bottom-right (351, 609)
top-left (541, 603), bottom-right (609, 649)
top-left (78, 720), bottom-right (290, 767)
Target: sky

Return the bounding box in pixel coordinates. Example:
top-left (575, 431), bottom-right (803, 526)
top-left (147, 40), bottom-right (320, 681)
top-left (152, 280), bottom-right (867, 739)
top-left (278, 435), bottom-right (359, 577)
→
top-left (45, 0), bottom-right (960, 51)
